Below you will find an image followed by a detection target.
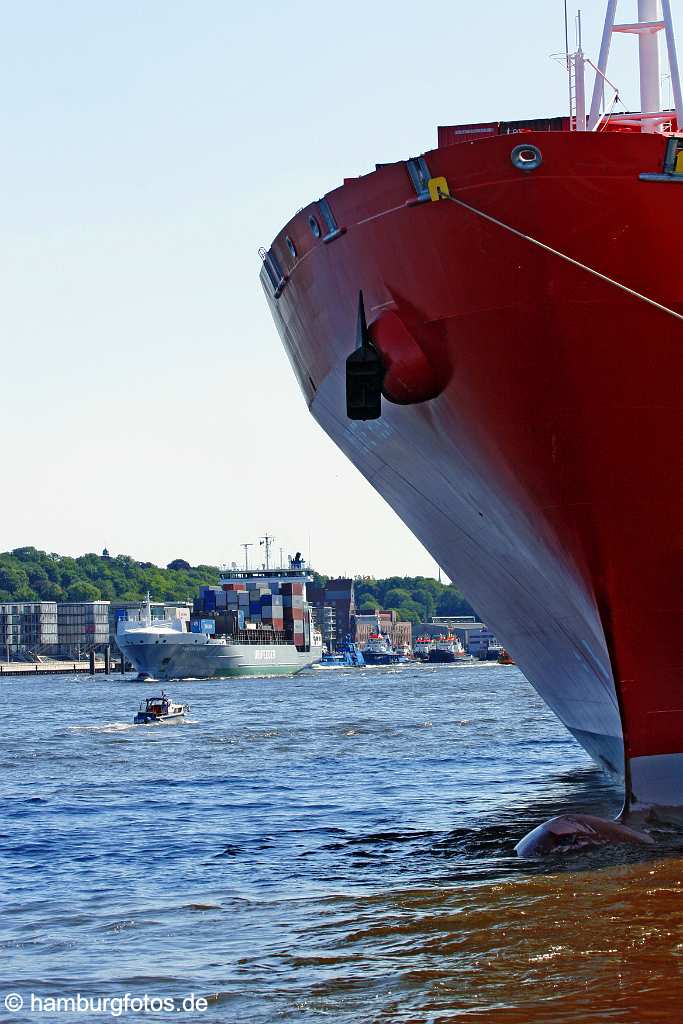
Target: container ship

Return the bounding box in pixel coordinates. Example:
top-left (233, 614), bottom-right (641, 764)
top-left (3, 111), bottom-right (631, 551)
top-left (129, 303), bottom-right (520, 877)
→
top-left (260, 3), bottom-right (683, 817)
top-left (117, 555), bottom-right (323, 680)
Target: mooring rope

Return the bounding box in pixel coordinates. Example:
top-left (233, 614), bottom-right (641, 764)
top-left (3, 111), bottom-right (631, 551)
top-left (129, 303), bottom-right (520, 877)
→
top-left (435, 186), bottom-right (683, 324)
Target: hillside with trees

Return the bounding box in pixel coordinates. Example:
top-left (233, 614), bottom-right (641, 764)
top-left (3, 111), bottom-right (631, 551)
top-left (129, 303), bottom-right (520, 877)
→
top-left (352, 575), bottom-right (475, 626)
top-left (0, 548), bottom-right (476, 624)
top-left (0, 547), bottom-right (220, 604)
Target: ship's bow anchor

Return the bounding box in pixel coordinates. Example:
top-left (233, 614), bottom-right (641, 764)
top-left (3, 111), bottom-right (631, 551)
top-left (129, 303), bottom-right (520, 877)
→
top-left (346, 291), bottom-right (385, 420)
top-left (346, 290), bottom-right (448, 419)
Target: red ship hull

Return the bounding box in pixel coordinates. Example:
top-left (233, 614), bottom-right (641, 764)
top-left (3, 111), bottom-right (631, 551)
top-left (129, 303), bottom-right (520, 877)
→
top-left (262, 129), bottom-right (683, 813)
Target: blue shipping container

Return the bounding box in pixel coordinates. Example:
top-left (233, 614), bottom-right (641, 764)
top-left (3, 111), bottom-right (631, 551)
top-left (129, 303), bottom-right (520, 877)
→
top-left (193, 618), bottom-right (215, 634)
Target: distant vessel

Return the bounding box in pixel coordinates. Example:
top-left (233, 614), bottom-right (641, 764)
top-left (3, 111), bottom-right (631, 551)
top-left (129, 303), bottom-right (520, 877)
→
top-left (498, 649), bottom-right (516, 666)
top-left (413, 636), bottom-right (434, 661)
top-left (134, 693), bottom-right (189, 724)
top-left (118, 554), bottom-right (323, 680)
top-left (321, 651), bottom-right (345, 665)
top-left (362, 630), bottom-right (400, 666)
top-left (339, 636), bottom-right (365, 666)
top-left (474, 637), bottom-right (504, 661)
top-left (321, 637), bottom-right (365, 667)
top-left (428, 634), bottom-right (466, 664)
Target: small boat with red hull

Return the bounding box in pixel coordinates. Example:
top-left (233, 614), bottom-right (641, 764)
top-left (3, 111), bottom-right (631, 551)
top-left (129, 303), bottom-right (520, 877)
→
top-left (261, 3), bottom-right (683, 820)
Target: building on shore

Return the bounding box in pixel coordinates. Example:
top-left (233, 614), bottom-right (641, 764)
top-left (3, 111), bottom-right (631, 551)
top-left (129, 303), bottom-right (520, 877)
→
top-left (0, 600), bottom-right (114, 660)
top-left (57, 601), bottom-right (111, 658)
top-left (353, 609), bottom-right (412, 651)
top-left (0, 601), bottom-right (58, 660)
top-left (307, 578), bottom-right (355, 651)
top-left (310, 603), bottom-right (337, 654)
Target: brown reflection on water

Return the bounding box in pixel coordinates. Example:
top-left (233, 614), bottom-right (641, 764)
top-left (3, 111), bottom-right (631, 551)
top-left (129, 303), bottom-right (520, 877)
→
top-left (287, 858), bottom-right (683, 1022)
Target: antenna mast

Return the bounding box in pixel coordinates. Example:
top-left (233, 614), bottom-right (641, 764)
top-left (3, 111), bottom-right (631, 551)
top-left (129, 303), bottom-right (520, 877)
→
top-left (576, 10), bottom-right (587, 130)
top-left (241, 543), bottom-right (252, 570)
top-left (259, 534), bottom-right (275, 570)
top-left (565, 0), bottom-right (572, 118)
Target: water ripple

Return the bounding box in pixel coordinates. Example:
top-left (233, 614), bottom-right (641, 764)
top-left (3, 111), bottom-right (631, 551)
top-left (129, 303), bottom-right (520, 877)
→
top-left (2, 665), bottom-right (678, 1022)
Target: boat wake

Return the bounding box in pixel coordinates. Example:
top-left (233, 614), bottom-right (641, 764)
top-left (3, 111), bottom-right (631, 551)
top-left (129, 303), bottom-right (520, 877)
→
top-left (68, 719), bottom-right (199, 734)
top-left (68, 723), bottom-right (137, 734)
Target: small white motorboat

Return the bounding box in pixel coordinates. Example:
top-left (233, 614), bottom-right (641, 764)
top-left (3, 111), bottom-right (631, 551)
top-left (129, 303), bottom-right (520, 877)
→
top-left (134, 691), bottom-right (189, 725)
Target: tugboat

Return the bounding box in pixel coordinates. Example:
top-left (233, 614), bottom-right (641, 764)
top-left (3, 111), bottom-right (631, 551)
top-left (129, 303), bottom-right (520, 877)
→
top-left (428, 634), bottom-right (466, 664)
top-left (320, 636), bottom-right (365, 667)
top-left (339, 636), bottom-right (365, 666)
top-left (498, 648), bottom-right (516, 665)
top-left (362, 631), bottom-right (400, 666)
top-left (320, 649), bottom-right (345, 666)
top-left (395, 642), bottom-right (413, 662)
top-left (413, 635), bottom-right (434, 661)
top-left (134, 692), bottom-right (189, 724)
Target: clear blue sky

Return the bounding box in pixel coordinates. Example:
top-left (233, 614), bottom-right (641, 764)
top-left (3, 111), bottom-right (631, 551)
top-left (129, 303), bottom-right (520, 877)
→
top-left (1, 1), bottom-right (677, 576)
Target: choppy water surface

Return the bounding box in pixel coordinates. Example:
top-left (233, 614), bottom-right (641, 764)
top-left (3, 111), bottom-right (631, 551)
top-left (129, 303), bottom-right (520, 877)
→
top-left (2, 663), bottom-right (683, 1022)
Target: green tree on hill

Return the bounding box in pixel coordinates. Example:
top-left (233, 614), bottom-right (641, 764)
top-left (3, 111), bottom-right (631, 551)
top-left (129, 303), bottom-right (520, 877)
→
top-left (167, 559), bottom-right (191, 571)
top-left (353, 574), bottom-right (475, 624)
top-left (66, 581), bottom-right (101, 602)
top-left (383, 587), bottom-right (413, 609)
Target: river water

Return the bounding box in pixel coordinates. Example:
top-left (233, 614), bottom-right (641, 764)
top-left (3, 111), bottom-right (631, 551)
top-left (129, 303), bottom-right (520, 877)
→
top-left (2, 663), bottom-right (683, 1023)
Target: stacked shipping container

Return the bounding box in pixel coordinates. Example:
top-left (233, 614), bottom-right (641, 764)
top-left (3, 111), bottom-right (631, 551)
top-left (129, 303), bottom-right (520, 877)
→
top-left (260, 593), bottom-right (284, 630)
top-left (282, 581), bottom-right (305, 648)
top-left (193, 577), bottom-right (313, 649)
